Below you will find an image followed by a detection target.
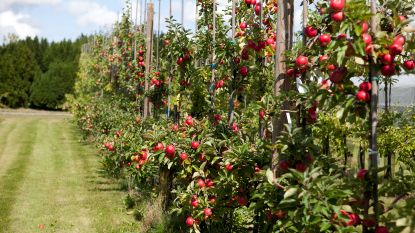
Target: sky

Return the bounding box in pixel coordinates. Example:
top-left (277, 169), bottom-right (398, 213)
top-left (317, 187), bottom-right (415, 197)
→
top-left (0, 0), bottom-right (304, 42)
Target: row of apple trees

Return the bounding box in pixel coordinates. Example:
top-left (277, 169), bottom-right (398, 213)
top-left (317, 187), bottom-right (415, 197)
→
top-left (69, 0), bottom-right (415, 232)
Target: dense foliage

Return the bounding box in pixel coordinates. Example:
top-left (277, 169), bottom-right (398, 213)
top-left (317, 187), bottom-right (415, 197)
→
top-left (0, 36), bottom-right (87, 109)
top-left (70, 0), bottom-right (415, 232)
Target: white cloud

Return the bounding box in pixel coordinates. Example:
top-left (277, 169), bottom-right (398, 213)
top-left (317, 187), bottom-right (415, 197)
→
top-left (0, 10), bottom-right (39, 39)
top-left (0, 0), bottom-right (60, 11)
top-left (66, 1), bottom-right (117, 27)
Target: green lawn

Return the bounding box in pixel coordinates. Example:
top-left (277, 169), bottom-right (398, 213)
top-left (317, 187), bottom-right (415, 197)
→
top-left (0, 113), bottom-right (141, 233)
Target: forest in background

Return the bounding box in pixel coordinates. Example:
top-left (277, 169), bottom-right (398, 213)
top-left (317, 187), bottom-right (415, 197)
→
top-left (0, 35), bottom-right (88, 110)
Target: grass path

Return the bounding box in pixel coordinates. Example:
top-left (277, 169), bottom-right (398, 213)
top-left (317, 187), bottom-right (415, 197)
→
top-left (0, 114), bottom-right (141, 233)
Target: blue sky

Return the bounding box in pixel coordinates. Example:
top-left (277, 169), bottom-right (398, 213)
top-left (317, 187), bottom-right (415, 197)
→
top-left (0, 0), bottom-right (304, 42)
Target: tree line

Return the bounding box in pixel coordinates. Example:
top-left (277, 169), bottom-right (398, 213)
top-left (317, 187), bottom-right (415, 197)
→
top-left (0, 35), bottom-right (88, 109)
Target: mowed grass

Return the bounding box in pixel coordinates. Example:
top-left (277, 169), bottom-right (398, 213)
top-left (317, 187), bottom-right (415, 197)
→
top-left (0, 114), bottom-right (141, 233)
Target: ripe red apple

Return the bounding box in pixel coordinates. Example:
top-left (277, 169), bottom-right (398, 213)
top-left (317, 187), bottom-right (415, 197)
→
top-left (266, 38), bottom-right (275, 45)
top-left (305, 26), bottom-right (318, 38)
top-left (295, 55), bottom-right (308, 69)
top-left (164, 40), bottom-right (170, 45)
top-left (179, 152), bottom-right (188, 161)
top-left (141, 151), bottom-right (148, 160)
top-left (330, 0), bottom-right (345, 11)
top-left (399, 15), bottom-right (407, 22)
top-left (171, 124), bottom-right (179, 131)
top-left (361, 21), bottom-right (369, 33)
top-left (356, 91), bottom-right (370, 102)
top-left (319, 55), bottom-right (329, 62)
top-left (205, 178), bottom-right (214, 187)
top-left (319, 34), bottom-right (331, 46)
top-left (404, 60), bottom-right (415, 70)
top-left (233, 57), bottom-right (241, 64)
top-left (204, 208), bottom-right (212, 217)
top-left (357, 169), bottom-right (368, 180)
top-left (389, 43), bottom-right (403, 55)
top-left (381, 53), bottom-right (394, 65)
top-left (186, 217), bottom-right (194, 227)
top-left (240, 66), bottom-right (249, 76)
top-left (286, 68), bottom-right (295, 77)
top-left (359, 81), bottom-right (372, 92)
top-left (226, 163), bottom-right (233, 171)
top-left (330, 68), bottom-right (345, 84)
top-left (239, 22), bottom-right (247, 30)
top-left (191, 198), bottom-right (199, 207)
top-left (245, 0), bottom-right (252, 5)
top-left (208, 196), bottom-right (216, 204)
top-left (191, 141), bottom-right (200, 150)
top-left (295, 163), bottom-right (307, 172)
top-left (331, 11), bottom-right (345, 22)
top-left (154, 142), bottom-right (164, 152)
top-left (198, 153), bottom-right (206, 162)
top-left (375, 226), bottom-right (389, 233)
top-left (165, 144), bottom-right (175, 156)
top-left (196, 179), bottom-right (205, 188)
top-left (362, 33), bottom-right (372, 45)
top-left (177, 57), bottom-right (183, 65)
top-left (393, 35), bottom-right (405, 45)
top-left (381, 64), bottom-right (396, 76)
top-left (279, 160), bottom-right (290, 170)
top-left (185, 115), bottom-right (193, 126)
top-left (259, 109), bottom-right (265, 120)
top-left (237, 196), bottom-right (247, 206)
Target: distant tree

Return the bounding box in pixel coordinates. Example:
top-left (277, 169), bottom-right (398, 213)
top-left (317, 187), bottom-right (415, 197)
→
top-left (30, 61), bottom-right (77, 109)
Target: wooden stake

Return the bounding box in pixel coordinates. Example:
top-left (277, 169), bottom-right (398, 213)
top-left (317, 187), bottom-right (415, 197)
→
top-left (368, 0), bottom-right (379, 225)
top-left (143, 2), bottom-right (154, 118)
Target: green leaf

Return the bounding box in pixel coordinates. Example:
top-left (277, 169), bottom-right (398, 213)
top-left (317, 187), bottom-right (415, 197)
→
top-left (266, 169), bottom-right (274, 185)
top-left (284, 187), bottom-right (298, 199)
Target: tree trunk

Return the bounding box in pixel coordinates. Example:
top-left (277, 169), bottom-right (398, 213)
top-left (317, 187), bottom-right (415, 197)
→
top-left (159, 166), bottom-right (172, 211)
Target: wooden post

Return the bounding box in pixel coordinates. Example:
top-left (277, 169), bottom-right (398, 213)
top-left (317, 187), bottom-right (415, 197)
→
top-left (228, 0), bottom-right (236, 128)
top-left (210, 0), bottom-right (216, 114)
top-left (366, 0), bottom-right (380, 230)
top-left (272, 0), bottom-right (294, 173)
top-left (156, 0), bottom-right (161, 70)
top-left (143, 2), bottom-right (154, 118)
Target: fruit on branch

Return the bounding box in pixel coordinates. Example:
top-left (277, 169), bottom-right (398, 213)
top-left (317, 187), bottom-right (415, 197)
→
top-left (404, 60), bottom-right (415, 70)
top-left (295, 55), bottom-right (308, 69)
top-left (196, 179), bottom-right (205, 188)
top-left (240, 66), bottom-right (249, 76)
top-left (362, 33), bottom-right (372, 45)
top-left (154, 142), bottom-right (164, 152)
top-left (185, 116), bottom-right (193, 126)
top-left (359, 81), bottom-right (372, 92)
top-left (186, 217), bottom-right (194, 227)
top-left (240, 22), bottom-right (247, 30)
top-left (357, 169), bottom-right (368, 180)
top-left (375, 226), bottom-right (389, 233)
top-left (305, 26), bottom-right (318, 38)
top-left (331, 11), bottom-right (345, 22)
top-left (204, 208), bottom-right (212, 218)
top-left (165, 144), bottom-right (176, 157)
top-left (295, 163), bottom-right (307, 172)
top-left (279, 160), bottom-right (290, 171)
top-left (381, 64), bottom-right (396, 76)
top-left (259, 109), bottom-right (265, 120)
top-left (206, 178), bottom-right (214, 187)
top-left (180, 152), bottom-right (188, 161)
top-left (191, 141), bottom-right (200, 150)
top-left (226, 163), bottom-right (233, 171)
top-left (330, 0), bottom-right (346, 12)
top-left (361, 21), bottom-right (369, 33)
top-left (381, 53), bottom-right (394, 65)
top-left (356, 90), bottom-right (370, 102)
top-left (319, 34), bottom-right (331, 46)
top-left (329, 68), bottom-right (346, 84)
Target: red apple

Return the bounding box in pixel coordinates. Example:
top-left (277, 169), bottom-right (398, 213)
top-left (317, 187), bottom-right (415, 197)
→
top-left (186, 217), bottom-right (194, 227)
top-left (180, 152), bottom-right (188, 161)
top-left (239, 22), bottom-right (247, 30)
top-left (196, 179), bottom-right (205, 188)
top-left (329, 68), bottom-right (345, 84)
top-left (191, 141), bottom-right (200, 150)
top-left (226, 163), bottom-right (233, 171)
top-left (404, 60), bottom-right (415, 70)
top-left (185, 115), bottom-right (193, 126)
top-left (305, 26), bottom-right (318, 38)
top-left (177, 57), bottom-right (183, 65)
top-left (204, 208), bottom-right (212, 217)
top-left (330, 0), bottom-right (346, 11)
top-left (389, 44), bottom-right (403, 55)
top-left (356, 91), bottom-right (370, 102)
top-left (361, 21), bottom-right (369, 33)
top-left (359, 82), bottom-right (372, 92)
top-left (205, 178), bottom-right (214, 187)
top-left (165, 144), bottom-right (175, 156)
top-left (240, 66), bottom-right (249, 76)
top-left (295, 163), bottom-right (307, 172)
top-left (381, 53), bottom-right (394, 65)
top-left (331, 11), bottom-right (345, 22)
top-left (295, 55), bottom-right (308, 69)
top-left (375, 226), bottom-right (389, 233)
top-left (362, 33), bottom-right (372, 45)
top-left (393, 35), bottom-right (405, 45)
top-left (381, 64), bottom-right (396, 76)
top-left (357, 169), bottom-right (368, 180)
top-left (279, 160), bottom-right (290, 170)
top-left (319, 34), bottom-right (331, 46)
